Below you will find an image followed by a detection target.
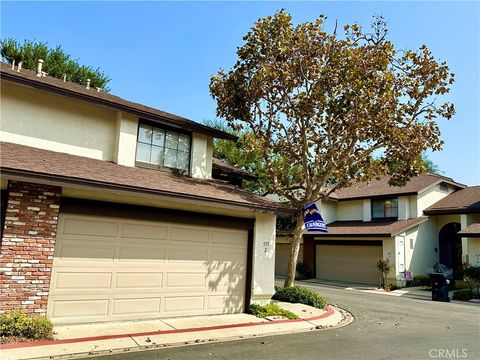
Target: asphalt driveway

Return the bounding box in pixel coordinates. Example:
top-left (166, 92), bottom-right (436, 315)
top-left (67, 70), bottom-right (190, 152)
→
top-left (85, 281), bottom-right (480, 360)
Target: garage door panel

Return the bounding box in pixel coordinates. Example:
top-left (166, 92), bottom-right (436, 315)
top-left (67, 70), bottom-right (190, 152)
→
top-left (209, 248), bottom-right (246, 262)
top-left (48, 214), bottom-right (248, 324)
top-left (166, 272), bottom-right (206, 288)
top-left (120, 223), bottom-right (168, 240)
top-left (163, 296), bottom-right (205, 312)
top-left (168, 247), bottom-right (209, 263)
top-left (51, 299), bottom-right (109, 319)
top-left (170, 227), bottom-right (209, 243)
top-left (211, 230), bottom-right (247, 245)
top-left (62, 218), bottom-right (118, 237)
top-left (316, 244), bottom-right (382, 285)
top-left (56, 242), bottom-right (115, 263)
top-left (115, 272), bottom-right (163, 289)
top-left (207, 273), bottom-right (244, 291)
top-left (208, 293), bottom-right (244, 311)
top-left (112, 298), bottom-right (161, 315)
top-left (54, 272), bottom-right (112, 290)
top-left (117, 246), bottom-right (166, 263)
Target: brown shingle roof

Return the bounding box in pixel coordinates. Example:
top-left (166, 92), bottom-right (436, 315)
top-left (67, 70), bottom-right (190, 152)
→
top-left (212, 158), bottom-right (257, 181)
top-left (424, 186), bottom-right (480, 215)
top-left (0, 62), bottom-right (236, 141)
top-left (330, 174), bottom-right (465, 201)
top-left (0, 142), bottom-right (288, 212)
top-left (305, 217), bottom-right (428, 237)
top-left (458, 223), bottom-right (480, 237)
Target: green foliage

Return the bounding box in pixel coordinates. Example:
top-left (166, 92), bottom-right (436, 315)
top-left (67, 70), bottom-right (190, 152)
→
top-left (1, 38), bottom-right (110, 91)
top-left (0, 311), bottom-right (53, 340)
top-left (272, 286), bottom-right (326, 309)
top-left (464, 266), bottom-right (480, 295)
top-left (407, 275), bottom-right (431, 288)
top-left (452, 289), bottom-right (473, 301)
top-left (203, 119), bottom-right (269, 194)
top-left (248, 303), bottom-right (298, 319)
top-left (210, 10), bottom-right (455, 288)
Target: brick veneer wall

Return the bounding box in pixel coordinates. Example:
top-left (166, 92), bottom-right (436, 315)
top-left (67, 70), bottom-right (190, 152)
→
top-left (0, 181), bottom-right (61, 315)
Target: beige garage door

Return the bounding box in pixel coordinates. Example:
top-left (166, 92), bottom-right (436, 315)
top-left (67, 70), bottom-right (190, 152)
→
top-left (275, 243), bottom-right (303, 276)
top-left (316, 244), bottom-right (382, 285)
top-left (47, 214), bottom-right (248, 324)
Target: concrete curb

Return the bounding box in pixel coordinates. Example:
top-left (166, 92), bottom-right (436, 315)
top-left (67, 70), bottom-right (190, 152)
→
top-left (0, 305), bottom-right (353, 360)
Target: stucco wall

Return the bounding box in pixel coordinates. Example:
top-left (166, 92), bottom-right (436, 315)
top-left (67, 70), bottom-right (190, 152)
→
top-left (417, 184), bottom-right (456, 216)
top-left (337, 200), bottom-right (363, 221)
top-left (316, 199), bottom-right (337, 224)
top-left (398, 196), bottom-right (410, 220)
top-left (405, 221), bottom-right (439, 275)
top-left (252, 213), bottom-right (276, 304)
top-left (191, 133), bottom-right (212, 179)
top-left (467, 238), bottom-right (480, 266)
top-left (1, 81), bottom-right (213, 178)
top-left (114, 112), bottom-right (138, 166)
top-left (374, 237), bottom-right (396, 284)
top-left (1, 81), bottom-right (117, 161)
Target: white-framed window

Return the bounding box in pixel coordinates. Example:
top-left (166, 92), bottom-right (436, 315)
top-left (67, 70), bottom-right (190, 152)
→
top-left (371, 198), bottom-right (398, 219)
top-left (136, 123), bottom-right (191, 172)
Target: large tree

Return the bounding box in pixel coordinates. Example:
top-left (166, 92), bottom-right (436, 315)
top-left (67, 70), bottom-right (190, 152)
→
top-left (1, 38), bottom-right (110, 91)
top-left (204, 119), bottom-right (272, 194)
top-left (210, 11), bottom-right (454, 287)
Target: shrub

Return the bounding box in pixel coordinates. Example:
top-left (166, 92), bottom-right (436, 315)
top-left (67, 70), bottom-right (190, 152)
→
top-left (248, 303), bottom-right (298, 319)
top-left (375, 258), bottom-right (392, 289)
top-left (272, 286), bottom-right (326, 309)
top-left (0, 311), bottom-right (53, 340)
top-left (295, 261), bottom-right (311, 280)
top-left (384, 283), bottom-right (400, 291)
top-left (464, 266), bottom-right (480, 296)
top-left (407, 275), bottom-right (431, 288)
top-left (452, 289), bottom-right (473, 301)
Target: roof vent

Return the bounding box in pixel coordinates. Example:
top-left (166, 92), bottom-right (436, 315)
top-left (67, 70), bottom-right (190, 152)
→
top-left (36, 59), bottom-right (44, 77)
top-left (63, 74), bottom-right (66, 82)
top-left (17, 61), bottom-right (23, 72)
top-left (86, 78), bottom-right (91, 89)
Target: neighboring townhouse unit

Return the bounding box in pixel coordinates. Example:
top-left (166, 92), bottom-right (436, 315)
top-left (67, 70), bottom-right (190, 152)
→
top-left (275, 174), bottom-right (480, 286)
top-left (0, 61), bottom-right (285, 325)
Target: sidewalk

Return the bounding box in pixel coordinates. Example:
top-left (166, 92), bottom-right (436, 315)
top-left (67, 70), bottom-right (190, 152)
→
top-left (0, 302), bottom-right (352, 360)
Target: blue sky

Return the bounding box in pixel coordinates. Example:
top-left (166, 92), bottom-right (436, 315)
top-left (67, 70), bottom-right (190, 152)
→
top-left (2, 1), bottom-right (479, 185)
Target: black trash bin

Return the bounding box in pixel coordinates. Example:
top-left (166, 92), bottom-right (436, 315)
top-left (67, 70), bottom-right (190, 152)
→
top-left (430, 273), bottom-right (450, 302)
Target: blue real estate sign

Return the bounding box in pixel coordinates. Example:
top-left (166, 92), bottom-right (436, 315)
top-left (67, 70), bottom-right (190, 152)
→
top-left (303, 202), bottom-right (328, 232)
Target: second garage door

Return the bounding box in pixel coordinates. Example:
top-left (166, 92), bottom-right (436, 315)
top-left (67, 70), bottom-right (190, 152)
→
top-left (315, 242), bottom-right (382, 285)
top-left (48, 213), bottom-right (248, 324)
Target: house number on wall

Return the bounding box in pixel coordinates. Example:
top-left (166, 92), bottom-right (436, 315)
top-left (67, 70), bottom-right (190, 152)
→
top-left (263, 241), bottom-right (270, 254)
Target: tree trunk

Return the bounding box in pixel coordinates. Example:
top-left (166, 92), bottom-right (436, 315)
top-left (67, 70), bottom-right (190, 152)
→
top-left (284, 212), bottom-right (304, 288)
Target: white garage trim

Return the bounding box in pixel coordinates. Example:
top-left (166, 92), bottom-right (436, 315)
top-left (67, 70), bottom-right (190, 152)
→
top-left (48, 213), bottom-right (250, 324)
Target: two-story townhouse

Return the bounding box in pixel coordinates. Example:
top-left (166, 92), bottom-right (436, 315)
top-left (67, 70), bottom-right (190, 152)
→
top-left (275, 173), bottom-right (479, 286)
top-left (0, 61), bottom-right (286, 325)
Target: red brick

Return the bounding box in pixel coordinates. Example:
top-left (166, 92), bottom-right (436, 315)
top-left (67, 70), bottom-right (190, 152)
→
top-left (0, 181), bottom-right (61, 314)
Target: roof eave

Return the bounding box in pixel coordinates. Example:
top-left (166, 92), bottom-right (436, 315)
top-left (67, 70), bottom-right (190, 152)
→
top-left (424, 208), bottom-right (480, 215)
top-left (1, 167), bottom-right (288, 213)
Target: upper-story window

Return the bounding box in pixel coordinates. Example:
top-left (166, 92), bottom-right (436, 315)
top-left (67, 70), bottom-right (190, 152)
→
top-left (136, 123), bottom-right (191, 172)
top-left (372, 198), bottom-right (398, 219)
